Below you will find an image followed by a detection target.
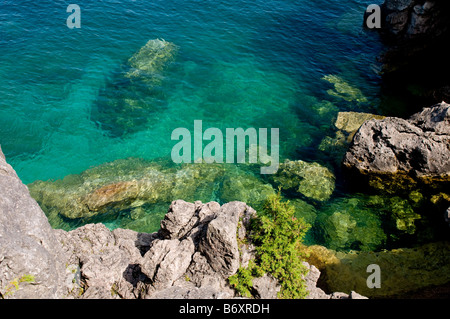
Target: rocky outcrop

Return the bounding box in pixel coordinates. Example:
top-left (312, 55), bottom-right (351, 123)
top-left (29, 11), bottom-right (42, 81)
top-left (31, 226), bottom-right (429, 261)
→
top-left (374, 0), bottom-right (450, 104)
top-left (0, 146), bottom-right (66, 298)
top-left (53, 200), bottom-right (256, 299)
top-left (343, 102), bottom-right (450, 195)
top-left (379, 0), bottom-right (450, 41)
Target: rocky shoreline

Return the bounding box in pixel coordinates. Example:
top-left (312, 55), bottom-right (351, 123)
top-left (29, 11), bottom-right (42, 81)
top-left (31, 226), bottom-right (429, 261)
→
top-left (0, 149), bottom-right (368, 299)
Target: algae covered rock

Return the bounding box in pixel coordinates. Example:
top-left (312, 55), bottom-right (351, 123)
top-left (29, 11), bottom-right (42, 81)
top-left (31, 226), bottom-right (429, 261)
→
top-left (322, 74), bottom-right (368, 104)
top-left (29, 159), bottom-right (174, 223)
top-left (388, 197), bottom-right (421, 235)
top-left (315, 196), bottom-right (387, 251)
top-left (28, 158), bottom-right (273, 232)
top-left (307, 241), bottom-right (450, 298)
top-left (125, 39), bottom-right (178, 83)
top-left (313, 193), bottom-right (431, 251)
top-left (334, 111), bottom-right (385, 137)
top-left (272, 159), bottom-right (335, 202)
top-left (91, 39), bottom-right (177, 137)
top-left (220, 168), bottom-right (276, 211)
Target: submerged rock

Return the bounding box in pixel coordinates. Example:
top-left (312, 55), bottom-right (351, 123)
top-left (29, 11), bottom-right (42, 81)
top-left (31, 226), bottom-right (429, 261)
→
top-left (343, 102), bottom-right (450, 195)
top-left (322, 74), bottom-right (368, 104)
top-left (320, 111), bottom-right (386, 165)
top-left (220, 168), bottom-right (276, 211)
top-left (28, 159), bottom-right (276, 231)
top-left (91, 39), bottom-right (177, 137)
top-left (334, 111), bottom-right (385, 139)
top-left (307, 241), bottom-right (450, 298)
top-left (272, 159), bottom-right (335, 202)
top-left (125, 39), bottom-right (177, 83)
top-left (316, 196), bottom-right (387, 251)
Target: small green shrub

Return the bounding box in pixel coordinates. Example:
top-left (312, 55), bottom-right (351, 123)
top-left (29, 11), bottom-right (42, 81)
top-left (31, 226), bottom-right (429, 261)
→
top-left (229, 192), bottom-right (310, 299)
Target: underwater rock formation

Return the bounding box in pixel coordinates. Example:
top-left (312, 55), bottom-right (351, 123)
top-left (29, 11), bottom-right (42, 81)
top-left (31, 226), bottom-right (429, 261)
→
top-left (91, 39), bottom-right (177, 137)
top-left (307, 241), bottom-right (450, 298)
top-left (322, 74), bottom-right (368, 104)
top-left (334, 111), bottom-right (385, 140)
top-left (1, 151), bottom-right (360, 299)
top-left (313, 193), bottom-right (429, 251)
top-left (272, 159), bottom-right (335, 202)
top-left (125, 39), bottom-right (177, 83)
top-left (28, 159), bottom-right (276, 231)
top-left (315, 196), bottom-right (387, 251)
top-left (343, 102), bottom-right (450, 196)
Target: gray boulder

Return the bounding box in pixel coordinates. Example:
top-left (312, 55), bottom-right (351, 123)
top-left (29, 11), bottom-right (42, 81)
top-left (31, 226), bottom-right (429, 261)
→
top-left (343, 102), bottom-right (450, 194)
top-left (199, 202), bottom-right (255, 278)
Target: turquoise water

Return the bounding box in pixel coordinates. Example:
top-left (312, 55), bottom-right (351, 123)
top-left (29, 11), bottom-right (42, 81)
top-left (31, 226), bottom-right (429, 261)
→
top-left (1, 0), bottom-right (382, 183)
top-left (5, 0), bottom-right (438, 251)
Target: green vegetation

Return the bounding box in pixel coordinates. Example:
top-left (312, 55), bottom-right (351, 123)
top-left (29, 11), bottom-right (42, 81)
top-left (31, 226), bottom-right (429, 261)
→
top-left (0, 274), bottom-right (35, 299)
top-left (228, 192), bottom-right (311, 299)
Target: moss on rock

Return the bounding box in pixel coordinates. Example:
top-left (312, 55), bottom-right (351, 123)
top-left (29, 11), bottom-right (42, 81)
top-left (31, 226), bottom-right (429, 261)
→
top-left (272, 159), bottom-right (335, 202)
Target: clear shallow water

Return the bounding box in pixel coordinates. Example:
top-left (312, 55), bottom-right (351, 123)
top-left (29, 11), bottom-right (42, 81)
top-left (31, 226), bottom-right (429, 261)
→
top-left (1, 0), bottom-right (382, 182)
top-left (3, 0), bottom-right (435, 251)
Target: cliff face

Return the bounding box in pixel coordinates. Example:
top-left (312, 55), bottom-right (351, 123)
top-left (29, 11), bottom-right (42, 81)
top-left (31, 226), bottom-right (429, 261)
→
top-left (0, 146), bottom-right (67, 298)
top-left (379, 0), bottom-right (450, 41)
top-left (376, 0), bottom-right (450, 108)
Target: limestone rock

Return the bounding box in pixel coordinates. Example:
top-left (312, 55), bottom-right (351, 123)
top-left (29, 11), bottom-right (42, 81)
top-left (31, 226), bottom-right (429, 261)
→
top-left (199, 202), bottom-right (255, 278)
top-left (159, 200), bottom-right (198, 240)
top-left (343, 102), bottom-right (450, 194)
top-left (252, 274), bottom-right (280, 299)
top-left (0, 146), bottom-right (66, 299)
